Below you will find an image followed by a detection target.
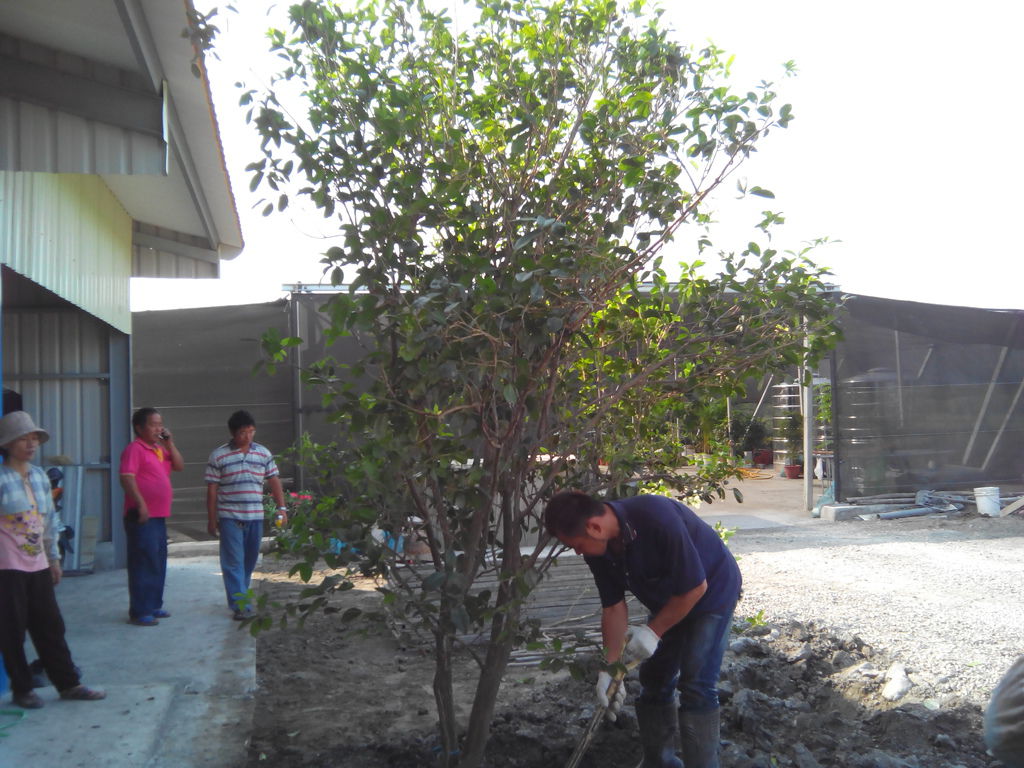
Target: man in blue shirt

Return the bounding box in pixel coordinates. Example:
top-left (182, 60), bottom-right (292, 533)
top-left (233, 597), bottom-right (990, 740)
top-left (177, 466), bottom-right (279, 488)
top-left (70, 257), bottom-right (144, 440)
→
top-left (544, 491), bottom-right (741, 768)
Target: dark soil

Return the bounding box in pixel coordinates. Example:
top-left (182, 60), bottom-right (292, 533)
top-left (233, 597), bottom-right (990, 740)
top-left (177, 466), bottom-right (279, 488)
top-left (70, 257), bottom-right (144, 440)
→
top-left (245, 561), bottom-right (993, 768)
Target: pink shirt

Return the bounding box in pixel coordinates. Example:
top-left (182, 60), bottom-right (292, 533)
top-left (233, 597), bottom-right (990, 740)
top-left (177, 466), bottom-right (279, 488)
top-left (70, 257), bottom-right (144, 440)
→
top-left (119, 438), bottom-right (173, 518)
top-left (0, 464), bottom-right (55, 572)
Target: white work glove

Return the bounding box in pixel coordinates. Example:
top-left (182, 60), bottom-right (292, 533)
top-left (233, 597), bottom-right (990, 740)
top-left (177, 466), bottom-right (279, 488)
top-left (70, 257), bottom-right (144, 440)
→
top-left (595, 670), bottom-right (626, 722)
top-left (622, 624), bottom-right (660, 665)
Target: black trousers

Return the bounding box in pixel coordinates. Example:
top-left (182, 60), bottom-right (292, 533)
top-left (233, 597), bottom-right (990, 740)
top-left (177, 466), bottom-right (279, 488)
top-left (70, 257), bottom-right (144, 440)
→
top-left (0, 568), bottom-right (80, 695)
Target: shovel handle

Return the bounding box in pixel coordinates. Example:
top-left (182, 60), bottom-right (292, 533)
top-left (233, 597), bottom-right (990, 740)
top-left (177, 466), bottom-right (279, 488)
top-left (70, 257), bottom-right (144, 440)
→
top-left (563, 661), bottom-right (638, 768)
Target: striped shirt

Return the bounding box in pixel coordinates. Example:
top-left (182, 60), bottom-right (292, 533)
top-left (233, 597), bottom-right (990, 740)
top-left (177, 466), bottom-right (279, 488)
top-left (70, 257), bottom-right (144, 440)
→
top-left (205, 441), bottom-right (279, 522)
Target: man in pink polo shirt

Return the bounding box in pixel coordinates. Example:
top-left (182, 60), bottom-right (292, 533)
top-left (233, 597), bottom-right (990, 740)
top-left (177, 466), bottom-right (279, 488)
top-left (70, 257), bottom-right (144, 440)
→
top-left (118, 407), bottom-right (183, 627)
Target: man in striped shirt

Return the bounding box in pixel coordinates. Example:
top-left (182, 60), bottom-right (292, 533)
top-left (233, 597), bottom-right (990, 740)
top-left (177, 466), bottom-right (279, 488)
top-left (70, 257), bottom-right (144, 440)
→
top-left (205, 410), bottom-right (287, 619)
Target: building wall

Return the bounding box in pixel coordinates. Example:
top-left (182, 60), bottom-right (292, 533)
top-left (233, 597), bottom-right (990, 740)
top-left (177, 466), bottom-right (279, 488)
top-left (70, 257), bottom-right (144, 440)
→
top-left (1, 301), bottom-right (129, 571)
top-left (834, 296), bottom-right (1024, 499)
top-left (0, 171), bottom-right (132, 333)
top-left (131, 302), bottom-right (294, 541)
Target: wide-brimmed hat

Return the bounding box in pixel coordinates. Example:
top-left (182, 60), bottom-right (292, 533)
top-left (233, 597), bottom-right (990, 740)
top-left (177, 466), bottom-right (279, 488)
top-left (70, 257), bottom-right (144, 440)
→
top-left (0, 411), bottom-right (50, 449)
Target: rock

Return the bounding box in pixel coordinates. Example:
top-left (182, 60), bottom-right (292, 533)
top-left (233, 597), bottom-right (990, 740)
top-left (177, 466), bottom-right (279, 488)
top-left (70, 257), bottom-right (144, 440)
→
top-left (792, 742), bottom-right (823, 768)
top-left (753, 752), bottom-right (782, 768)
top-left (839, 631), bottom-right (867, 651)
top-left (734, 663), bottom-right (774, 692)
top-left (932, 733), bottom-right (956, 749)
top-left (737, 750), bottom-right (778, 768)
top-left (732, 688), bottom-right (773, 736)
top-left (721, 742), bottom-right (752, 766)
top-left (718, 679), bottom-right (735, 703)
top-left (850, 749), bottom-right (917, 767)
top-left (881, 663), bottom-right (913, 701)
top-left (786, 643), bottom-right (815, 663)
top-left (883, 662), bottom-right (906, 681)
top-left (786, 621), bottom-right (813, 642)
top-left (831, 649), bottom-right (856, 669)
top-left (782, 694), bottom-right (810, 712)
top-left (730, 637), bottom-right (766, 655)
top-left (848, 661), bottom-right (882, 678)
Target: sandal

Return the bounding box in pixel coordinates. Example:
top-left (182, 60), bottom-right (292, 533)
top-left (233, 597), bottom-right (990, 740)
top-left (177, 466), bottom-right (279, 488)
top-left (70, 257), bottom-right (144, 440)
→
top-left (153, 609), bottom-right (171, 619)
top-left (59, 685), bottom-right (105, 701)
top-left (12, 691), bottom-right (44, 709)
top-left (128, 615), bottom-right (159, 627)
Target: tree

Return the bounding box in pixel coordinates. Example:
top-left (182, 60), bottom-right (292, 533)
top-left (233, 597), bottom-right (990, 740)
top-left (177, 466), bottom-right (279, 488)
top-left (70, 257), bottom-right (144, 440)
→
top-left (244, 0), bottom-right (836, 764)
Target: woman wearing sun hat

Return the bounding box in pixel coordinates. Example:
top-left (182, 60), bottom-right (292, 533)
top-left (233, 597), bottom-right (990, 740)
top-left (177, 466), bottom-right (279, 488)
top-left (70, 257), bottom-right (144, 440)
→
top-left (0, 410), bottom-right (105, 709)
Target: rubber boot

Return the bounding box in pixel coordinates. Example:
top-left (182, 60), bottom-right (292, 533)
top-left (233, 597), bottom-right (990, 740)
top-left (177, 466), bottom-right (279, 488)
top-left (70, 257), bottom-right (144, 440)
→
top-left (635, 700), bottom-right (684, 768)
top-left (678, 707), bottom-right (721, 768)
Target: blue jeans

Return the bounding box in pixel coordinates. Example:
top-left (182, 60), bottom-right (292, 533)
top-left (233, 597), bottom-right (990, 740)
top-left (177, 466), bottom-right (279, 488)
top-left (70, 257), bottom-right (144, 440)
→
top-left (124, 517), bottom-right (167, 619)
top-left (219, 519), bottom-right (263, 612)
top-left (638, 608), bottom-right (735, 711)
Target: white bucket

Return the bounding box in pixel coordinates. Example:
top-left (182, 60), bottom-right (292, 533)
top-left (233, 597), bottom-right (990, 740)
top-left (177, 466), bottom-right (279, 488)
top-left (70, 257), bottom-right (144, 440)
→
top-left (974, 486), bottom-right (1001, 517)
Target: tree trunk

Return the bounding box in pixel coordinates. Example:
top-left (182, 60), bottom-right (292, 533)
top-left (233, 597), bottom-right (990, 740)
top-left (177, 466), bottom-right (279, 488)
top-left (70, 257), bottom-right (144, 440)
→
top-left (459, 585), bottom-right (521, 767)
top-left (459, 505), bottom-right (524, 767)
top-left (434, 619), bottom-right (459, 767)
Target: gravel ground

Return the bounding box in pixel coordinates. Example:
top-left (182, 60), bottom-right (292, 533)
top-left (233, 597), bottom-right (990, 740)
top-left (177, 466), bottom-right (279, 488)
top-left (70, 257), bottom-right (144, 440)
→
top-left (728, 512), bottom-right (1024, 707)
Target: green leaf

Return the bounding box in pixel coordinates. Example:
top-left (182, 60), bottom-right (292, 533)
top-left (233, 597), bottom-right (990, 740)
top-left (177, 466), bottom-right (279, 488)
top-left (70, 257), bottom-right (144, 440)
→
top-left (749, 187), bottom-right (775, 199)
top-left (514, 232), bottom-right (539, 252)
top-left (423, 571), bottom-right (446, 592)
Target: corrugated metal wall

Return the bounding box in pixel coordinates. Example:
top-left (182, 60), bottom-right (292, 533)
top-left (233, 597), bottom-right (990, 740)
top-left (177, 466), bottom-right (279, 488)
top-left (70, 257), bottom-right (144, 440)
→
top-left (131, 222), bottom-right (219, 279)
top-left (0, 171), bottom-right (132, 332)
top-left (0, 95), bottom-right (165, 176)
top-left (1, 303), bottom-right (129, 570)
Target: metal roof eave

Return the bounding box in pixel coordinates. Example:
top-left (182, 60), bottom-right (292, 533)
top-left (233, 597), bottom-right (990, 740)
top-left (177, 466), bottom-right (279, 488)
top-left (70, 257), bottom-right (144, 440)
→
top-left (116, 0), bottom-right (243, 261)
top-left (0, 0), bottom-right (243, 268)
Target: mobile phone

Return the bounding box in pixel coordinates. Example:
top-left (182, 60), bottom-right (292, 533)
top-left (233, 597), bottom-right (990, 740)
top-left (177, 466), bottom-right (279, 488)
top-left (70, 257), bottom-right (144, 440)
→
top-left (159, 430), bottom-right (170, 440)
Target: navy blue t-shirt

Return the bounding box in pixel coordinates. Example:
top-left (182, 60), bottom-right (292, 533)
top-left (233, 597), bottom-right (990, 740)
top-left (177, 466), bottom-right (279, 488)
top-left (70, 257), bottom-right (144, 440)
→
top-left (584, 495), bottom-right (742, 616)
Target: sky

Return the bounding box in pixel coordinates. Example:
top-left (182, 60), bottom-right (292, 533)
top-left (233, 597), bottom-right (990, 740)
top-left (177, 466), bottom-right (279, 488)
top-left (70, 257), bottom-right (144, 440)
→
top-left (131, 0), bottom-right (1024, 312)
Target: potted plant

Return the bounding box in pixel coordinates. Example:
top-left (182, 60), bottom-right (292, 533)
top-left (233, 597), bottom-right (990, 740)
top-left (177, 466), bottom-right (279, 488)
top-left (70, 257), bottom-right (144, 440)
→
top-left (781, 412), bottom-right (803, 479)
top-left (730, 415), bottom-right (769, 464)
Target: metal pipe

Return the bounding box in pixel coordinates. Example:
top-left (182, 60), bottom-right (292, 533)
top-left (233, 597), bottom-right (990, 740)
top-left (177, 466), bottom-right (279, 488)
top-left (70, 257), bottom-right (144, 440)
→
top-left (749, 373), bottom-right (774, 422)
top-left (289, 293), bottom-right (305, 491)
top-left (878, 507), bottom-right (943, 520)
top-left (829, 347), bottom-right (841, 504)
top-left (962, 345), bottom-right (1009, 466)
top-left (802, 319), bottom-right (814, 512)
top-left (894, 329), bottom-right (905, 427)
top-left (980, 316), bottom-right (1024, 471)
top-left (982, 374), bottom-right (1024, 471)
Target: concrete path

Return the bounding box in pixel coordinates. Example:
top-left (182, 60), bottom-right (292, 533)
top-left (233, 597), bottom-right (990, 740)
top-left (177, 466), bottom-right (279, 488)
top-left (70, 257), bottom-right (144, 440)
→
top-left (1, 553), bottom-right (254, 768)
top-left (690, 471), bottom-right (831, 531)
